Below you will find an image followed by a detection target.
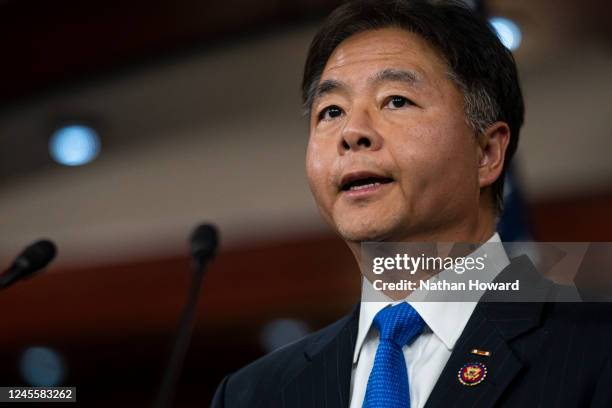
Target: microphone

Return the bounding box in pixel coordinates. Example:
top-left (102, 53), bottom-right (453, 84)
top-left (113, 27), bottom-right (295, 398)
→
top-left (1, 240), bottom-right (57, 289)
top-left (155, 223), bottom-right (219, 408)
top-left (190, 224), bottom-right (219, 271)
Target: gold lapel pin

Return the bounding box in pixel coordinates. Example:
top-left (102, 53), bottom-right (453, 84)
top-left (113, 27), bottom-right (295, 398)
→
top-left (458, 362), bottom-right (487, 386)
top-left (470, 348), bottom-right (491, 357)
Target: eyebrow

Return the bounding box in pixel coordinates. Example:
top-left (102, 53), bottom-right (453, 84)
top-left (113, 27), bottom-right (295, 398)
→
top-left (309, 78), bottom-right (347, 108)
top-left (370, 68), bottom-right (422, 87)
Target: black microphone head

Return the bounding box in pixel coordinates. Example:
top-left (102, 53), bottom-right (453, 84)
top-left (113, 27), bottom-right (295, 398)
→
top-left (15, 239), bottom-right (57, 278)
top-left (190, 224), bottom-right (219, 264)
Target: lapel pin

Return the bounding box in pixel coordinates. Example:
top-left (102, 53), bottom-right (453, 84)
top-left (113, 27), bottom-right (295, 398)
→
top-left (458, 362), bottom-right (487, 386)
top-left (470, 348), bottom-right (491, 357)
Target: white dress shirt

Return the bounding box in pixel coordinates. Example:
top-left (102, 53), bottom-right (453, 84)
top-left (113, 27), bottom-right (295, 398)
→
top-left (349, 233), bottom-right (509, 408)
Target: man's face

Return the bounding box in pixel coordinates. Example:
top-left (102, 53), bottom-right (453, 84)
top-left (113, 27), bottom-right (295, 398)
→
top-left (306, 28), bottom-right (482, 243)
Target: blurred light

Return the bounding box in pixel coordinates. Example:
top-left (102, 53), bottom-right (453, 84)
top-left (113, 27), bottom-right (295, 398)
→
top-left (49, 124), bottom-right (100, 166)
top-left (489, 17), bottom-right (522, 51)
top-left (20, 346), bottom-right (66, 387)
top-left (260, 319), bottom-right (311, 353)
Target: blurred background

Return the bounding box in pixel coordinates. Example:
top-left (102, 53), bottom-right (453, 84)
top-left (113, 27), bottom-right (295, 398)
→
top-left (1, 0), bottom-right (612, 406)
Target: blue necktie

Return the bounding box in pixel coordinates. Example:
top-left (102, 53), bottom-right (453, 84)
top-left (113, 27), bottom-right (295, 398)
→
top-left (363, 302), bottom-right (425, 408)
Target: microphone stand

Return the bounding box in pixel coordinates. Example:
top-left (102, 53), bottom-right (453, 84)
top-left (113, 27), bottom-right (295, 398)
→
top-left (154, 258), bottom-right (208, 408)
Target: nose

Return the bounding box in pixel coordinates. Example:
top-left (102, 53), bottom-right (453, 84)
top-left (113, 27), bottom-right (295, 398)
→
top-left (338, 107), bottom-right (383, 155)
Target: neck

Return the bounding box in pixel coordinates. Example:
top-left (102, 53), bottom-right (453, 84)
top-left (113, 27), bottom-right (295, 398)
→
top-left (346, 207), bottom-right (497, 274)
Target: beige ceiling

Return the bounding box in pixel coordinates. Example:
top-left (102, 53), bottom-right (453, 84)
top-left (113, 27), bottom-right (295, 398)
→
top-left (1, 3), bottom-right (611, 267)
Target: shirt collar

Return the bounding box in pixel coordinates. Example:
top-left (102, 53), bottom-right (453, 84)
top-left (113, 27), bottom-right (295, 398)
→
top-left (353, 232), bottom-right (509, 364)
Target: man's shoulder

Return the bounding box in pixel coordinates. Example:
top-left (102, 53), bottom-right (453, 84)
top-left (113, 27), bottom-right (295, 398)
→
top-left (231, 310), bottom-right (353, 381)
top-left (216, 307), bottom-right (357, 406)
top-left (535, 301), bottom-right (612, 369)
top-left (546, 301), bottom-right (612, 331)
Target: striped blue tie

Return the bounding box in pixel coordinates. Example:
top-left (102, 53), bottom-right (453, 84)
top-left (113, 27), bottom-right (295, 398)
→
top-left (363, 302), bottom-right (425, 408)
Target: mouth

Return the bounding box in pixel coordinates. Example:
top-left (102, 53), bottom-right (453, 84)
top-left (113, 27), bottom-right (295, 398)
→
top-left (339, 171), bottom-right (395, 193)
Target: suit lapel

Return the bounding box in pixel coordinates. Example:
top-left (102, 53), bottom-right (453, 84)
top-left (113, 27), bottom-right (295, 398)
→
top-left (281, 304), bottom-right (359, 408)
top-left (423, 303), bottom-right (531, 408)
top-left (425, 255), bottom-right (552, 408)
top-left (279, 256), bottom-right (553, 408)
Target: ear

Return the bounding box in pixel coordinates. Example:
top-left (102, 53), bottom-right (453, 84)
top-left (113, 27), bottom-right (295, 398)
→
top-left (477, 122), bottom-right (511, 189)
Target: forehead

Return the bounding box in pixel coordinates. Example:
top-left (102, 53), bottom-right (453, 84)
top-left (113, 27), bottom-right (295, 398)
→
top-left (321, 27), bottom-right (449, 85)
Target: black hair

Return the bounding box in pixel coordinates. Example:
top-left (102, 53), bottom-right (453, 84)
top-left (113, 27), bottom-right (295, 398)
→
top-left (301, 0), bottom-right (524, 213)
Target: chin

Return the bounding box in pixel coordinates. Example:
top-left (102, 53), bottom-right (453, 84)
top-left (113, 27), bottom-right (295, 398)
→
top-left (335, 217), bottom-right (396, 243)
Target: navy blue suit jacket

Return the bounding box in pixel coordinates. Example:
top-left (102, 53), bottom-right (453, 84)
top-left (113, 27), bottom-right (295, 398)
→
top-left (212, 256), bottom-right (612, 407)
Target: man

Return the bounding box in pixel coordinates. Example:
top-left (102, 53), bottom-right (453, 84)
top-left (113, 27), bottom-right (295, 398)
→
top-left (212, 1), bottom-right (612, 407)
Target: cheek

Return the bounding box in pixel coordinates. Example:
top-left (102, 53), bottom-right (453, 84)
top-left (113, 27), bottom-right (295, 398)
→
top-left (391, 125), bottom-right (442, 179)
top-left (435, 121), bottom-right (480, 186)
top-left (391, 119), bottom-right (478, 195)
top-left (305, 139), bottom-right (332, 202)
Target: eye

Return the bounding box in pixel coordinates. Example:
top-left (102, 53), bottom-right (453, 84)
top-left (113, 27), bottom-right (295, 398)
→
top-left (385, 95), bottom-right (413, 109)
top-left (317, 105), bottom-right (344, 122)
